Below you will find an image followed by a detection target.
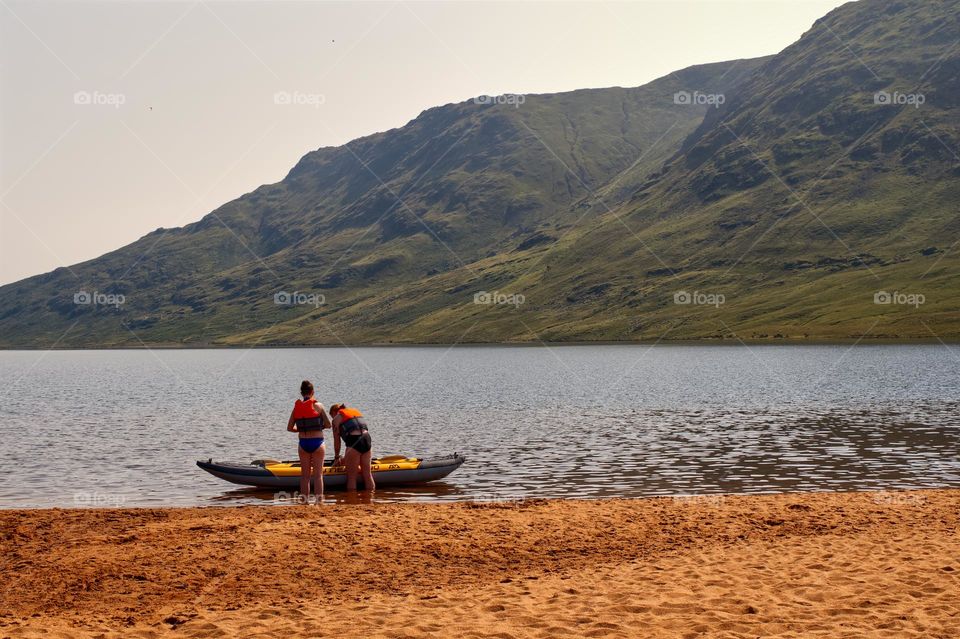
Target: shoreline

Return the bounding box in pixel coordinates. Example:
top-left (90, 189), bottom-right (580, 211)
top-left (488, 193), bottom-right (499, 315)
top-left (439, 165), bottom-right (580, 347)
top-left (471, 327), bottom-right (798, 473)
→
top-left (2, 485), bottom-right (958, 512)
top-left (1, 337), bottom-right (955, 351)
top-left (3, 489), bottom-right (958, 638)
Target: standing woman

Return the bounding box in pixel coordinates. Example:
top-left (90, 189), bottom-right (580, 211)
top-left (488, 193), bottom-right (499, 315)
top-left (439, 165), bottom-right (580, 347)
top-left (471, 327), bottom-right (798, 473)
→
top-left (287, 380), bottom-right (331, 502)
top-left (330, 403), bottom-right (375, 492)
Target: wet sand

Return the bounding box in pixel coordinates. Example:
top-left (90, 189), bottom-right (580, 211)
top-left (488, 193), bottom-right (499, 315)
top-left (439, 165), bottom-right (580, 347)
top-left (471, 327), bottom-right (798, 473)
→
top-left (2, 490), bottom-right (958, 638)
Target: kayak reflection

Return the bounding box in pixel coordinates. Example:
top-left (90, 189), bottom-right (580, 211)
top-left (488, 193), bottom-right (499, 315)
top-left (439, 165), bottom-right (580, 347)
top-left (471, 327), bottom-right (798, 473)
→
top-left (209, 481), bottom-right (468, 505)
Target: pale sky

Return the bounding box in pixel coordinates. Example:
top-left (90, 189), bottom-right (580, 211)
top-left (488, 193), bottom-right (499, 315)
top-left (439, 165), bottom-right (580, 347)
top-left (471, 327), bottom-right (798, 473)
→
top-left (0, 0), bottom-right (849, 286)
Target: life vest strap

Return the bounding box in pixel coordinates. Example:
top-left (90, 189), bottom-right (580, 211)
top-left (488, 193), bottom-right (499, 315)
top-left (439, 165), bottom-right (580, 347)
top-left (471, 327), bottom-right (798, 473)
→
top-left (296, 416), bottom-right (325, 431)
top-left (340, 416), bottom-right (368, 434)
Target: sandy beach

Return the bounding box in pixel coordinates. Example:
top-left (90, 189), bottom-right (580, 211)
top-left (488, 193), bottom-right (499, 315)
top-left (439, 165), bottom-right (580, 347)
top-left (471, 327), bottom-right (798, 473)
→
top-left (2, 490), bottom-right (958, 638)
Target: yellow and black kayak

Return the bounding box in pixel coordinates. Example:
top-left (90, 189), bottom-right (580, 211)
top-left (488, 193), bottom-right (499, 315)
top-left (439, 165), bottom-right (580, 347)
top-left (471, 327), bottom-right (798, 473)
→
top-left (197, 454), bottom-right (465, 489)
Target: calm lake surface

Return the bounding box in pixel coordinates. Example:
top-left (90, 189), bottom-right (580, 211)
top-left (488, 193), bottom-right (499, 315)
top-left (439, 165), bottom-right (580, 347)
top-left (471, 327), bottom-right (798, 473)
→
top-left (1, 345), bottom-right (958, 508)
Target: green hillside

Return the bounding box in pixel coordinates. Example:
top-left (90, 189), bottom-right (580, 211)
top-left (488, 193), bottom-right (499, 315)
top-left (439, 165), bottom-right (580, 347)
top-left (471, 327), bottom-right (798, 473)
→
top-left (238, 0), bottom-right (958, 345)
top-left (0, 60), bottom-right (761, 346)
top-left (0, 0), bottom-right (957, 347)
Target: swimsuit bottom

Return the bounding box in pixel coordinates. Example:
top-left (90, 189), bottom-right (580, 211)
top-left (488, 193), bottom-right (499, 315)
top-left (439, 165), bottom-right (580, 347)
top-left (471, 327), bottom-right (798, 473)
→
top-left (299, 437), bottom-right (324, 453)
top-left (342, 431), bottom-right (371, 455)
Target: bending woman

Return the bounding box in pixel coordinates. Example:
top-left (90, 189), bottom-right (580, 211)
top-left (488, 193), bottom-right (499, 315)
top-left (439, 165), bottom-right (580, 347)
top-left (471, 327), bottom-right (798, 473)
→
top-left (330, 403), bottom-right (375, 492)
top-left (287, 380), bottom-right (331, 502)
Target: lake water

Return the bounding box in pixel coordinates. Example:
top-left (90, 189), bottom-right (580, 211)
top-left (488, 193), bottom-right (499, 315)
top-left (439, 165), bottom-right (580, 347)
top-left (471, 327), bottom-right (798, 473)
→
top-left (1, 345), bottom-right (958, 508)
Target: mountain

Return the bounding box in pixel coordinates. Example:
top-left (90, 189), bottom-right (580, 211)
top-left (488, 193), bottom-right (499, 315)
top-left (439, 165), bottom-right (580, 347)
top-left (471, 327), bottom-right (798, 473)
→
top-left (500, 0), bottom-right (960, 342)
top-left (0, 59), bottom-right (763, 346)
top-left (1, 0), bottom-right (958, 347)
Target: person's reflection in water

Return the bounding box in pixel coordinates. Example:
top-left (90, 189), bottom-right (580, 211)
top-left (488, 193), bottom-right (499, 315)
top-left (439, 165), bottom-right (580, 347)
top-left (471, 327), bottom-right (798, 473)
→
top-left (340, 491), bottom-right (374, 506)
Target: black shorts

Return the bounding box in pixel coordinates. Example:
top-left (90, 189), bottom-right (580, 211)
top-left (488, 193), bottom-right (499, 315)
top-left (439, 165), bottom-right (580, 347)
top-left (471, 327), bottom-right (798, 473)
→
top-left (342, 431), bottom-right (372, 455)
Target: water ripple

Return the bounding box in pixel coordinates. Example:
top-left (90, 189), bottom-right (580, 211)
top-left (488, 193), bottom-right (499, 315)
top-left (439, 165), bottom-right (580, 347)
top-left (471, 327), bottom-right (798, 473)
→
top-left (0, 345), bottom-right (958, 507)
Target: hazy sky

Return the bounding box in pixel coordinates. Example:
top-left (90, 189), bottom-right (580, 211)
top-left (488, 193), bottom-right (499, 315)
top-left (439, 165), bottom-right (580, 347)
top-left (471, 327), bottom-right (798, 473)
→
top-left (0, 0), bottom-right (849, 286)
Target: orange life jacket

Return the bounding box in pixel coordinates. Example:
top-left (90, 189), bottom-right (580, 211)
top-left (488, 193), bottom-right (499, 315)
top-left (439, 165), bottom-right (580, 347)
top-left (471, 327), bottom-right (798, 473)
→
top-left (293, 397), bottom-right (324, 431)
top-left (338, 407), bottom-right (362, 420)
top-left (337, 406), bottom-right (367, 433)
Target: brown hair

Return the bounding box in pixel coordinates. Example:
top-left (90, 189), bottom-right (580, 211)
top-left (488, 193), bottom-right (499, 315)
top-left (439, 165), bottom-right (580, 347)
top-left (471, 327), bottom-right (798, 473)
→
top-left (329, 403), bottom-right (342, 416)
top-left (300, 380), bottom-right (314, 398)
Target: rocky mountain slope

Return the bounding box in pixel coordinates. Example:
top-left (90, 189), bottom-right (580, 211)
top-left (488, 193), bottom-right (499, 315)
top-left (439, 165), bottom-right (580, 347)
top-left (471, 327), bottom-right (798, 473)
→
top-left (1, 0), bottom-right (957, 347)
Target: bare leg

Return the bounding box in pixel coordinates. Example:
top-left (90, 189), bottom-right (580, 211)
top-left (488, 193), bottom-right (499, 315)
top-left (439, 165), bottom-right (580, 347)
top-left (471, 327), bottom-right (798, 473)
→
top-left (360, 450), bottom-right (375, 492)
top-left (311, 444), bottom-right (326, 502)
top-left (344, 447), bottom-right (360, 491)
top-left (297, 445), bottom-right (311, 502)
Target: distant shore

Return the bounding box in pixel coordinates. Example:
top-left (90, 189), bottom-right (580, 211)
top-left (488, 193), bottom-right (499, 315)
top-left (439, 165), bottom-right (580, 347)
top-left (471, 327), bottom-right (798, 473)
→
top-left (1, 336), bottom-right (956, 351)
top-left (3, 490), bottom-right (958, 638)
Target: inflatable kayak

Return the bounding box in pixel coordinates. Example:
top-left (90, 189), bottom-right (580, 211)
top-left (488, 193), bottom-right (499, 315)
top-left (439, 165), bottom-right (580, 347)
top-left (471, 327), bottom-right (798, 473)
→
top-left (197, 453), bottom-right (465, 489)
